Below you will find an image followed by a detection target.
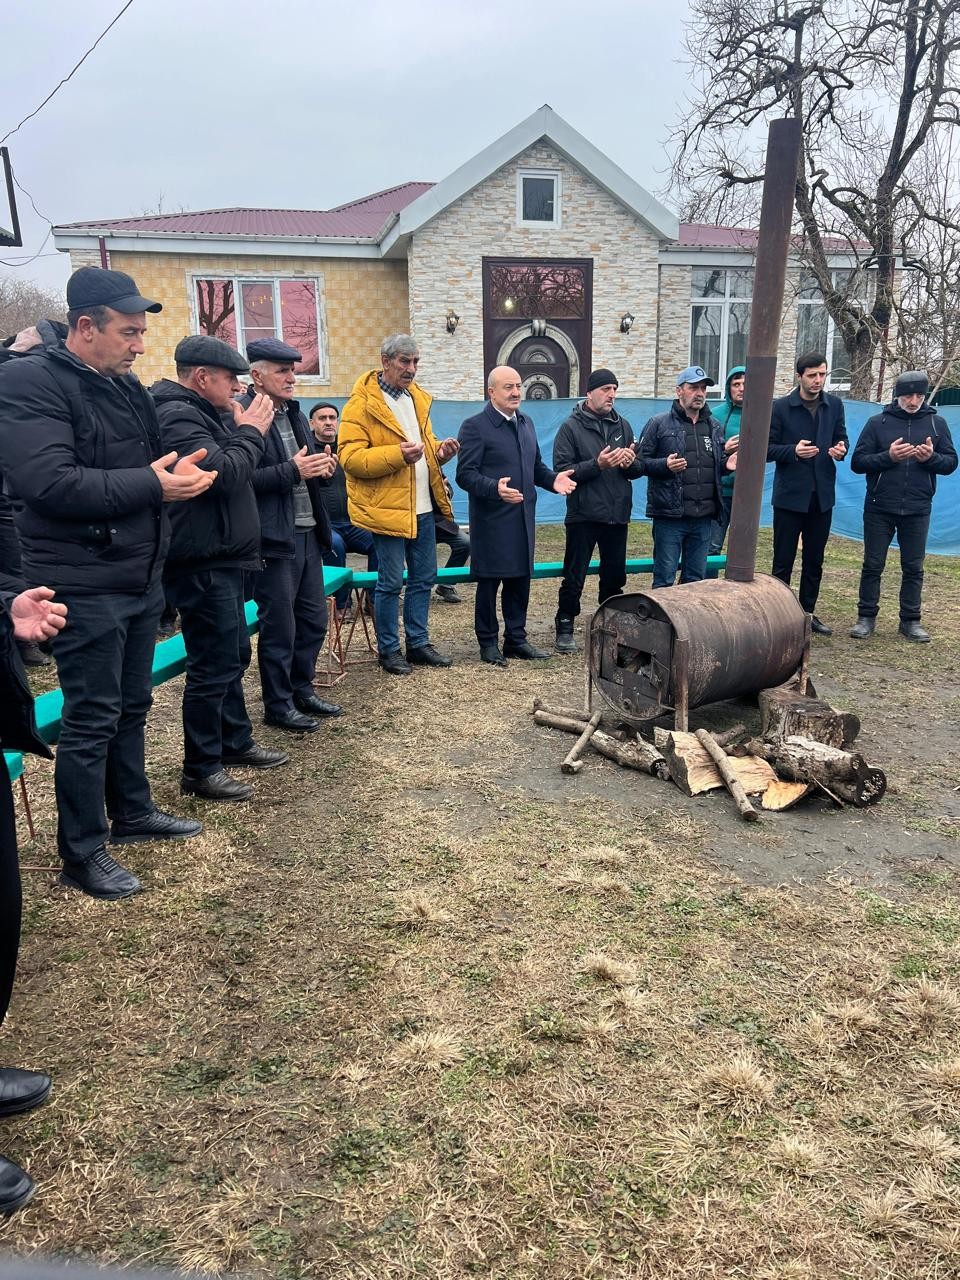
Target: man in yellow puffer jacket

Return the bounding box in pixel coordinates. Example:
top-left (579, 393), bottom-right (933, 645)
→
top-left (339, 335), bottom-right (460, 675)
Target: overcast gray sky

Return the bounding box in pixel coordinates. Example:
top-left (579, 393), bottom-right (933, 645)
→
top-left (1, 0), bottom-right (694, 294)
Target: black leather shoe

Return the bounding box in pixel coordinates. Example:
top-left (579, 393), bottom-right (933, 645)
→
top-left (0, 1156), bottom-right (35, 1216)
top-left (849, 616), bottom-right (876, 639)
top-left (180, 770), bottom-right (252, 802)
top-left (406, 644), bottom-right (453, 668)
top-left (221, 744), bottom-right (289, 769)
top-left (435, 585), bottom-right (462, 603)
top-left (810, 616), bottom-right (833, 636)
top-left (60, 846), bottom-right (142, 899)
top-left (480, 645), bottom-right (508, 667)
top-left (379, 651), bottom-right (412, 676)
top-left (0, 1069), bottom-right (51, 1118)
top-left (294, 693), bottom-right (342, 717)
top-left (17, 642), bottom-right (51, 667)
top-left (110, 808), bottom-right (203, 845)
top-left (264, 709), bottom-right (320, 733)
top-left (899, 620), bottom-right (931, 643)
top-left (503, 641), bottom-right (550, 660)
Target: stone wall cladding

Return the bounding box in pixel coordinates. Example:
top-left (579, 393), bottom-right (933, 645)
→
top-left (408, 142), bottom-right (661, 399)
top-left (71, 250), bottom-right (409, 396)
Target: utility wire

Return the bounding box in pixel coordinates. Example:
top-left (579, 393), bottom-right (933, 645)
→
top-left (0, 0), bottom-right (137, 146)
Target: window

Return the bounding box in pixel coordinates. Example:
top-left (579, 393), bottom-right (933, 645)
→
top-left (689, 268), bottom-right (753, 395)
top-left (488, 262), bottom-right (586, 318)
top-left (193, 276), bottom-right (326, 378)
top-left (517, 169), bottom-right (561, 228)
top-left (795, 269), bottom-right (870, 391)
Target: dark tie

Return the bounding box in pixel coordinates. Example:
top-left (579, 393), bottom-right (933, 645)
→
top-left (505, 415), bottom-right (517, 427)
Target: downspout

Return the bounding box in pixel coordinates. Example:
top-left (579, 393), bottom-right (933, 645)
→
top-left (98, 236), bottom-right (109, 269)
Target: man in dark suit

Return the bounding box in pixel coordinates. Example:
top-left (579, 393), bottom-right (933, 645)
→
top-left (244, 339), bottom-right (342, 732)
top-left (767, 351), bottom-right (848, 634)
top-left (456, 366), bottom-right (575, 666)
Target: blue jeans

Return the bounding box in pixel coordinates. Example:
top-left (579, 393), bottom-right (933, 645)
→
top-left (323, 522), bottom-right (379, 609)
top-left (372, 513), bottom-right (437, 656)
top-left (652, 516), bottom-right (713, 588)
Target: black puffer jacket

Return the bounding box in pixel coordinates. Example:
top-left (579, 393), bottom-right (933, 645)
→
top-left (245, 394), bottom-right (332, 558)
top-left (0, 338), bottom-right (167, 595)
top-left (151, 379), bottom-right (266, 577)
top-left (851, 402), bottom-right (957, 516)
top-left (553, 404), bottom-right (643, 525)
top-left (639, 402), bottom-right (724, 520)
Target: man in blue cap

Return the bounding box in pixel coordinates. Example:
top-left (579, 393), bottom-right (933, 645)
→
top-left (243, 338), bottom-right (341, 731)
top-left (639, 366), bottom-right (728, 587)
top-left (0, 267), bottom-right (214, 899)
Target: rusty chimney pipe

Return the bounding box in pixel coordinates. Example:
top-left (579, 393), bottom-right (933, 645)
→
top-left (724, 117), bottom-right (803, 584)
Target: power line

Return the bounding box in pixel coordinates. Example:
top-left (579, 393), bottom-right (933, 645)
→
top-left (0, 227), bottom-right (53, 269)
top-left (0, 0), bottom-right (137, 146)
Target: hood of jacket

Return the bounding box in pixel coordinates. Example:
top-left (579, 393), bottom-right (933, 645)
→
top-left (723, 365), bottom-right (746, 404)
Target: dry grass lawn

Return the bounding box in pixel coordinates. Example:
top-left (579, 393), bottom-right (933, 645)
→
top-left (1, 526), bottom-right (959, 1279)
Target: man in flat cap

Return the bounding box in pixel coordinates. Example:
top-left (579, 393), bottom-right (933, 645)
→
top-left (0, 267), bottom-right (214, 899)
top-left (639, 366), bottom-right (727, 588)
top-left (849, 370), bottom-right (957, 643)
top-left (243, 338), bottom-right (340, 730)
top-left (553, 368), bottom-right (643, 652)
top-left (152, 336), bottom-right (289, 799)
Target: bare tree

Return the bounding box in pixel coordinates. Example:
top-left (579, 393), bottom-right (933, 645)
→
top-left (0, 274), bottom-right (67, 337)
top-left (669, 0), bottom-right (960, 398)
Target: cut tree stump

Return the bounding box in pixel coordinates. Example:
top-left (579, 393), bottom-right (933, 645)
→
top-left (759, 686), bottom-right (860, 747)
top-left (654, 728), bottom-right (777, 797)
top-left (746, 735), bottom-right (886, 807)
top-left (534, 710), bottom-right (669, 779)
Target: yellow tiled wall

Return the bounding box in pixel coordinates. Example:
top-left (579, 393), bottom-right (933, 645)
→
top-left (79, 251), bottom-right (410, 396)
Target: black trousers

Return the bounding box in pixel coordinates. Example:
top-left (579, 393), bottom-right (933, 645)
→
top-left (475, 576), bottom-right (531, 647)
top-left (771, 496), bottom-right (833, 614)
top-left (253, 531), bottom-right (327, 718)
top-left (436, 526), bottom-right (471, 570)
top-left (51, 582), bottom-right (163, 863)
top-left (0, 769), bottom-right (21, 1030)
top-left (557, 521), bottom-right (628, 619)
top-left (857, 510), bottom-right (930, 622)
top-left (165, 567), bottom-right (255, 778)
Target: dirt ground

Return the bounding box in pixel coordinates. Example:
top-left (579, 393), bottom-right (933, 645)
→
top-left (1, 526), bottom-right (958, 1279)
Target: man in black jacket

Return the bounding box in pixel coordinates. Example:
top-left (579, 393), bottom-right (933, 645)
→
top-left (553, 368), bottom-right (643, 651)
top-left (849, 370), bottom-right (957, 643)
top-left (245, 339), bottom-right (340, 732)
top-left (0, 574), bottom-right (65, 1213)
top-left (0, 267), bottom-right (214, 900)
top-left (639, 366), bottom-right (726, 588)
top-left (767, 351), bottom-right (848, 634)
top-left (153, 336), bottom-right (289, 800)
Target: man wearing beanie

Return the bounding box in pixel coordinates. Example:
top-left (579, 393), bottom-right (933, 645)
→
top-left (553, 369), bottom-right (643, 652)
top-left (849, 370), bottom-right (956, 642)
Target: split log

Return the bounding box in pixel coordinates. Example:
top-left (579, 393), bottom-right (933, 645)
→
top-left (745, 735), bottom-right (886, 808)
top-left (654, 728), bottom-right (777, 797)
top-left (534, 710), bottom-right (669, 779)
top-left (695, 729), bottom-right (759, 822)
top-left (761, 779), bottom-right (813, 811)
top-left (759, 687), bottom-right (860, 747)
top-left (561, 712), bottom-right (603, 775)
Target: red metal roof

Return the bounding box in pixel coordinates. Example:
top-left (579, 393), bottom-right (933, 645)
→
top-left (57, 183), bottom-right (434, 240)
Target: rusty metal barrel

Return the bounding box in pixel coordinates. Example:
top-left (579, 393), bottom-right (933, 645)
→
top-left (588, 576), bottom-right (806, 724)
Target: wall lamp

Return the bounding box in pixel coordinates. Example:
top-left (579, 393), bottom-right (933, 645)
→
top-left (445, 309), bottom-right (460, 334)
top-left (620, 311), bottom-right (635, 334)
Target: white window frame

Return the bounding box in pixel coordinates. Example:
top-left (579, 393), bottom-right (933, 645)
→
top-left (189, 272), bottom-right (329, 383)
top-left (516, 168), bottom-right (561, 229)
top-left (794, 269), bottom-right (870, 394)
top-left (689, 268), bottom-right (753, 398)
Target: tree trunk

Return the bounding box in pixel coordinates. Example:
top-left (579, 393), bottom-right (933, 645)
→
top-left (746, 736), bottom-right (886, 807)
top-left (759, 687), bottom-right (860, 746)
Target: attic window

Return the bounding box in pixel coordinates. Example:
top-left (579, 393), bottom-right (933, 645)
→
top-left (517, 169), bottom-right (560, 228)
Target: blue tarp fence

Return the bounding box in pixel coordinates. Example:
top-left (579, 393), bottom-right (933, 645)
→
top-left (315, 397), bottom-right (960, 556)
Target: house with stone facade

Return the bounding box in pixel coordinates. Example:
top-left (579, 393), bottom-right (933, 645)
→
top-left (52, 105), bottom-right (876, 402)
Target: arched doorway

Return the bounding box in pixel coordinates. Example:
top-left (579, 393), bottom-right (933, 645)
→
top-left (507, 334), bottom-right (570, 400)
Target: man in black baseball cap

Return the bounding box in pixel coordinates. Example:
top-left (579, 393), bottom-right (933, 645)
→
top-left (849, 369), bottom-right (957, 642)
top-left (0, 266), bottom-right (215, 899)
top-left (552, 368), bottom-right (643, 651)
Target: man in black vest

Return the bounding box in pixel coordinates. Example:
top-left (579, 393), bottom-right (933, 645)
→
top-left (153, 336), bottom-right (289, 800)
top-left (639, 366), bottom-right (726, 587)
top-left (767, 351), bottom-right (848, 634)
top-left (244, 339), bottom-right (341, 731)
top-left (0, 268), bottom-right (214, 900)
